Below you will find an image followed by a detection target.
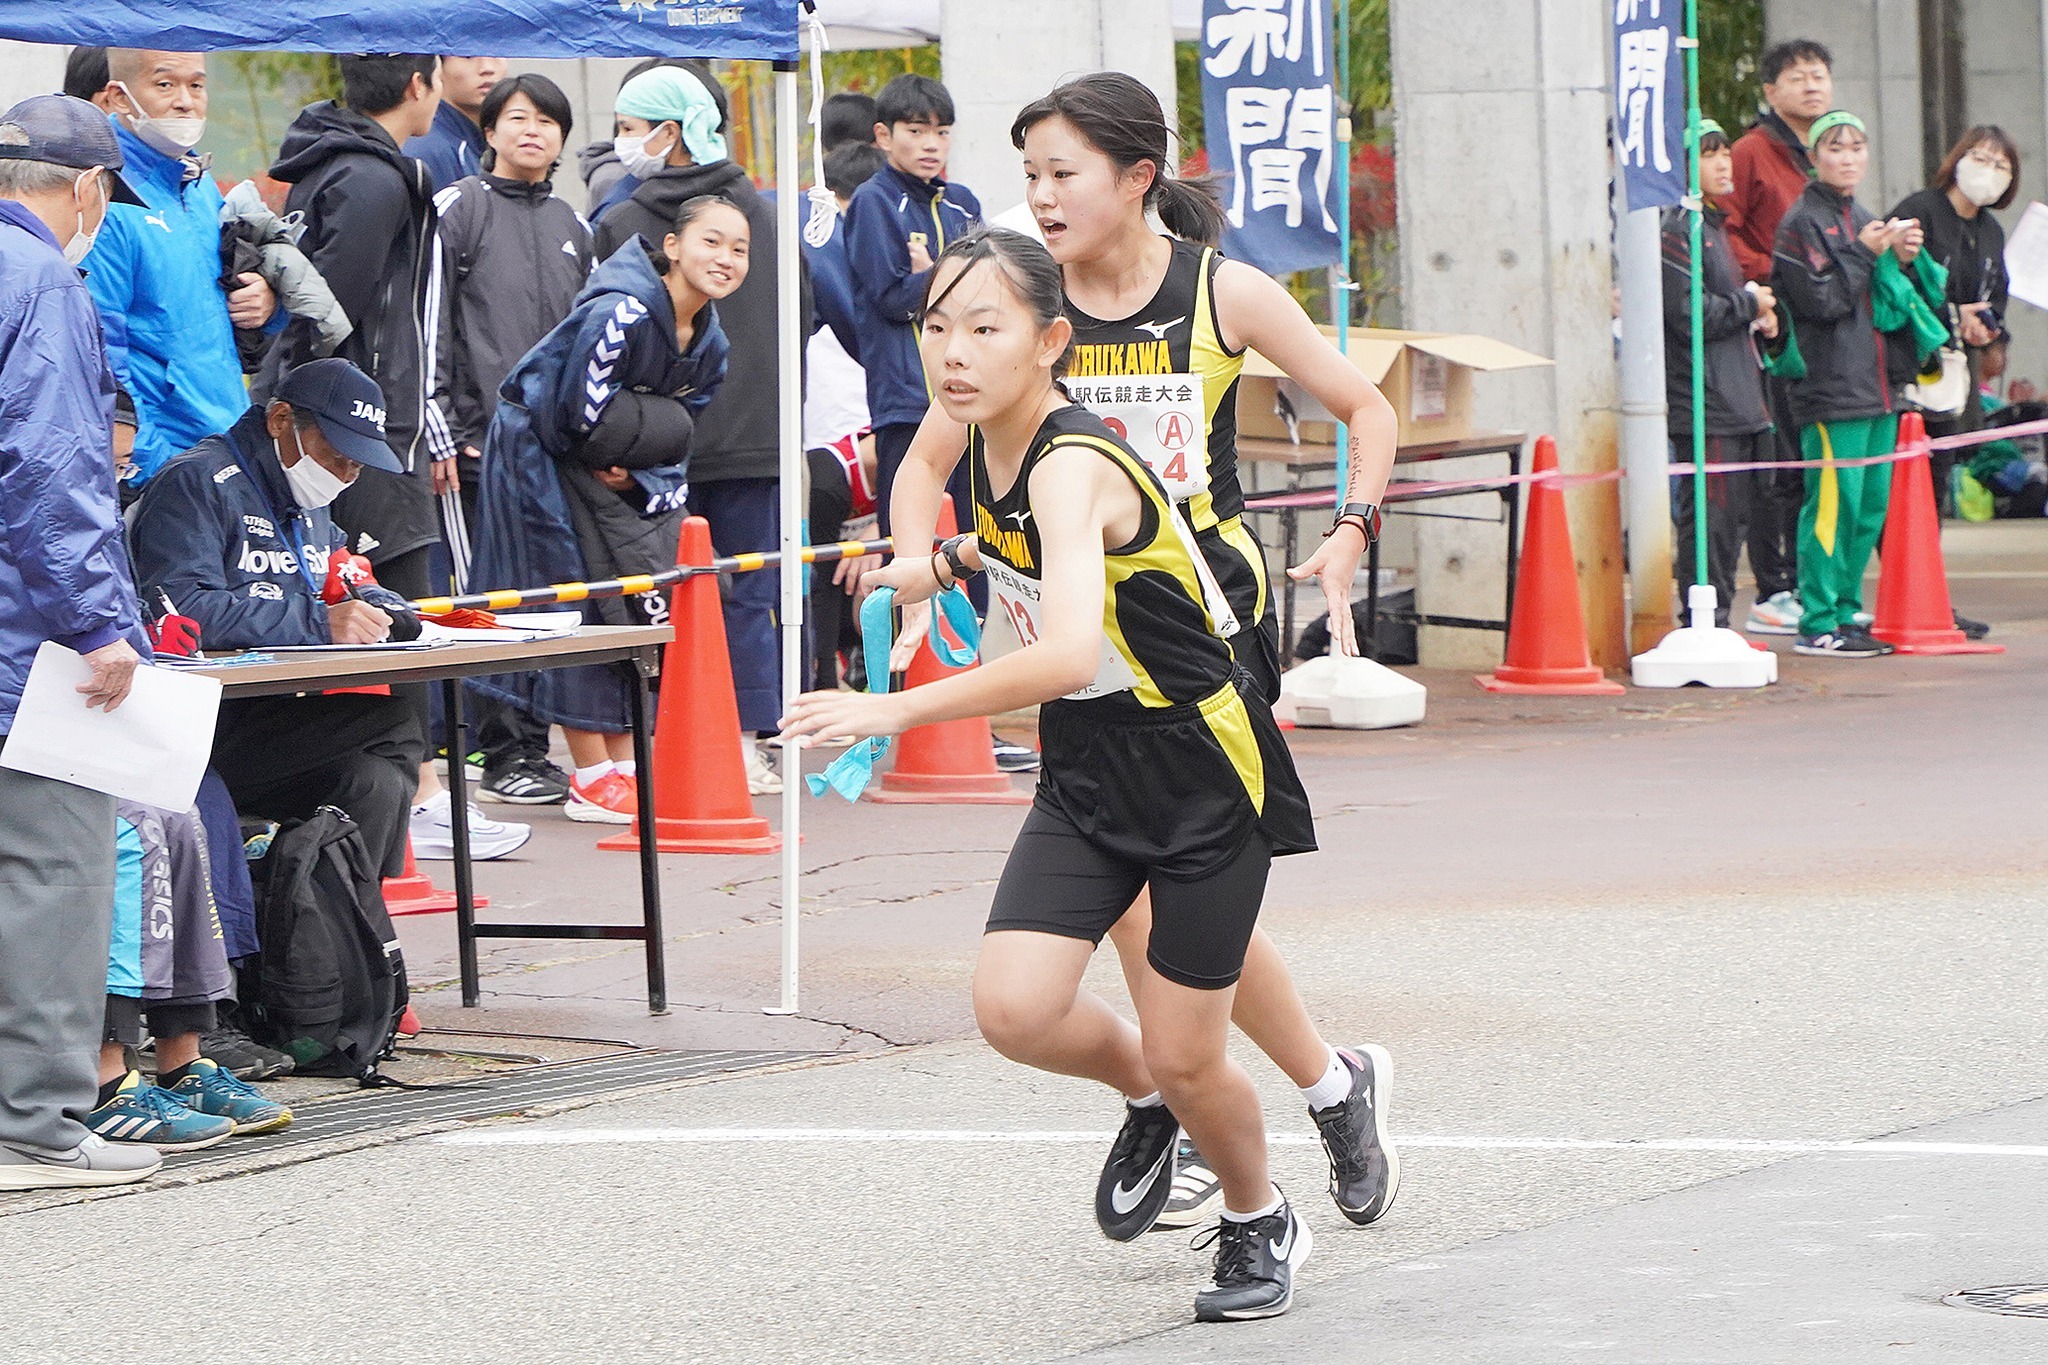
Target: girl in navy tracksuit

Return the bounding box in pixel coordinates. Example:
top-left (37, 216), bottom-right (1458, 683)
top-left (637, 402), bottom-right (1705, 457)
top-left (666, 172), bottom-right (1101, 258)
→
top-left (469, 196), bottom-right (744, 823)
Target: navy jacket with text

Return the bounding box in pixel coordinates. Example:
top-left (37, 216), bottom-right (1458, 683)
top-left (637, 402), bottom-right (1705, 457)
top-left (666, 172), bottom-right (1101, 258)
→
top-left (128, 409), bottom-right (348, 650)
top-left (843, 161), bottom-right (981, 428)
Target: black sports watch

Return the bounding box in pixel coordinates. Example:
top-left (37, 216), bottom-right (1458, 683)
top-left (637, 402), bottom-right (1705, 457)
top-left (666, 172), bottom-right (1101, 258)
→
top-left (939, 533), bottom-right (978, 582)
top-left (1326, 501), bottom-right (1382, 545)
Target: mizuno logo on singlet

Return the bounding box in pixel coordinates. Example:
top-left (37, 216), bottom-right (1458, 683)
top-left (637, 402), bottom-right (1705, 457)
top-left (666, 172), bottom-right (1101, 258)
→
top-left (1133, 316), bottom-right (1185, 341)
top-left (975, 502), bottom-right (1035, 571)
top-left (1067, 340), bottom-right (1172, 377)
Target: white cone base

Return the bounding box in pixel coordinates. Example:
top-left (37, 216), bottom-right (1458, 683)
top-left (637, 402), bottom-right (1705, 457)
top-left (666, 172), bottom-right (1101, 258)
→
top-left (1631, 624), bottom-right (1778, 688)
top-left (1274, 654), bottom-right (1428, 729)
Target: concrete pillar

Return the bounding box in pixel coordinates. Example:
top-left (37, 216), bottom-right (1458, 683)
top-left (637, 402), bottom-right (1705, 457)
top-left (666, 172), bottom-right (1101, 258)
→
top-left (939, 0), bottom-right (1176, 218)
top-left (0, 41), bottom-right (68, 110)
top-left (1390, 0), bottom-right (1626, 670)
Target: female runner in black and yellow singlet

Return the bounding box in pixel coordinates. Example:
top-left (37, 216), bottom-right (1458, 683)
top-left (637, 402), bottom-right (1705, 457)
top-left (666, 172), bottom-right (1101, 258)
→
top-left (892, 73), bottom-right (1403, 1240)
top-left (781, 229), bottom-right (1318, 1323)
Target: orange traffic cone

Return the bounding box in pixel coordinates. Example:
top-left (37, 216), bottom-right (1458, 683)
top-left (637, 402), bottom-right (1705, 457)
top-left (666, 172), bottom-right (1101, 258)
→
top-left (1477, 434), bottom-right (1625, 696)
top-left (1871, 412), bottom-right (2004, 656)
top-left (382, 836), bottom-right (486, 917)
top-left (869, 503), bottom-right (1032, 806)
top-left (599, 517), bottom-right (781, 854)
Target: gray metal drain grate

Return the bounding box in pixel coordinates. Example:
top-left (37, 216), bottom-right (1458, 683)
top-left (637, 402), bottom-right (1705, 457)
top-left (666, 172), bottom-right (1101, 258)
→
top-left (0, 1047), bottom-right (810, 1212)
top-left (1944, 1284), bottom-right (2048, 1319)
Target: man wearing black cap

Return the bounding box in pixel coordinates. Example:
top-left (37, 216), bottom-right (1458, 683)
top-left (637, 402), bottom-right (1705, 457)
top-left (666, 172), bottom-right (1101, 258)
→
top-left (130, 358), bottom-right (505, 887)
top-left (0, 94), bottom-right (163, 1191)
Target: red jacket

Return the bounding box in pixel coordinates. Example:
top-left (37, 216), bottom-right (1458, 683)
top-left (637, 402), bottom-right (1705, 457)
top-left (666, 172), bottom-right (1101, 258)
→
top-left (1725, 110), bottom-right (1813, 282)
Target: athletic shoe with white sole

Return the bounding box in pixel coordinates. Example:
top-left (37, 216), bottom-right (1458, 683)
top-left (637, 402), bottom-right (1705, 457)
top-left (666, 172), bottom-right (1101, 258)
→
top-left (1192, 1196), bottom-right (1313, 1322)
top-left (1793, 630), bottom-right (1885, 658)
top-left (1842, 623), bottom-right (1897, 656)
top-left (565, 770), bottom-right (637, 824)
top-left (1095, 1100), bottom-right (1180, 1241)
top-left (162, 1059), bottom-right (293, 1135)
top-left (1311, 1044), bottom-right (1400, 1225)
top-left (0, 1133), bottom-right (161, 1190)
top-left (747, 742), bottom-right (784, 796)
top-left (1745, 590), bottom-right (1802, 635)
top-left (479, 756), bottom-right (570, 805)
top-left (86, 1072), bottom-right (234, 1152)
top-left (992, 739), bottom-right (1041, 773)
top-left (409, 791), bottom-right (532, 859)
top-left (1150, 1138), bottom-right (1224, 1230)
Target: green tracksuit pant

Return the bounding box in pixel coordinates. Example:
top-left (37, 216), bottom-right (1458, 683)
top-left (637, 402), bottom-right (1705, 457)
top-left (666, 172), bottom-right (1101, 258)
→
top-left (1797, 414), bottom-right (1897, 636)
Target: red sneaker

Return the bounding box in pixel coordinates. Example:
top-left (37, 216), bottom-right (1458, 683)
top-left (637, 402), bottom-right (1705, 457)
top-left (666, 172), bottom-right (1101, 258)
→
top-left (565, 771), bottom-right (638, 825)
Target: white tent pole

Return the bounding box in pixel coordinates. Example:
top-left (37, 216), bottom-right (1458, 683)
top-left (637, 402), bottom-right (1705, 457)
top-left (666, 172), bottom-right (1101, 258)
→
top-left (767, 60), bottom-right (804, 1017)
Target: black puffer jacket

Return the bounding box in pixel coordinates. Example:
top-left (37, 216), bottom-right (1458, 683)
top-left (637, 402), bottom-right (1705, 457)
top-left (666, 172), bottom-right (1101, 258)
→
top-left (1771, 181), bottom-right (1909, 428)
top-left (593, 159), bottom-right (808, 484)
top-left (258, 102), bottom-right (438, 564)
top-left (1661, 204), bottom-right (1774, 436)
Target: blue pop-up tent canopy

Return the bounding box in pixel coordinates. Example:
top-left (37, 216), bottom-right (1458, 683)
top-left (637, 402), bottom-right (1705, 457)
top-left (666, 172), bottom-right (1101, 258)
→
top-left (0, 1), bottom-right (800, 61)
top-left (2, 0), bottom-right (820, 1012)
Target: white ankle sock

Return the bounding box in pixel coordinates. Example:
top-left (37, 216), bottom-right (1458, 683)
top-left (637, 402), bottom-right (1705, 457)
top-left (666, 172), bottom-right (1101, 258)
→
top-left (574, 761), bottom-right (615, 786)
top-left (614, 760), bottom-right (636, 778)
top-left (1129, 1091), bottom-right (1164, 1109)
top-left (1221, 1186), bottom-right (1285, 1222)
top-left (1300, 1048), bottom-right (1351, 1110)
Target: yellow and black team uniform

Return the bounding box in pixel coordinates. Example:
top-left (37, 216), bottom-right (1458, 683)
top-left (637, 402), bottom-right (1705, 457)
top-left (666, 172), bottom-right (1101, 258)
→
top-left (976, 405), bottom-right (1314, 991)
top-left (1063, 238), bottom-right (1283, 701)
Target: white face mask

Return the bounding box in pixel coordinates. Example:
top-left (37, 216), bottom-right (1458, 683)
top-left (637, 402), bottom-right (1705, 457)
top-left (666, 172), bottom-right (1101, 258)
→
top-left (1955, 158), bottom-right (2012, 208)
top-left (615, 126), bottom-right (675, 180)
top-left (62, 171), bottom-right (106, 267)
top-left (278, 433), bottom-right (351, 509)
top-left (114, 82), bottom-right (206, 157)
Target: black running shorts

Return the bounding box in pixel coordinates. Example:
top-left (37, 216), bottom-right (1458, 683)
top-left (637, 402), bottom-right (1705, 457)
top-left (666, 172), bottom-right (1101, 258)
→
top-left (987, 802), bottom-right (1274, 990)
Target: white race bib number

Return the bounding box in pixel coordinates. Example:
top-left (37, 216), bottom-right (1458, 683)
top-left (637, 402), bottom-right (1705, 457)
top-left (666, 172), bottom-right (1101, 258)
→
top-left (981, 557), bottom-right (1140, 701)
top-left (1065, 373), bottom-right (1209, 502)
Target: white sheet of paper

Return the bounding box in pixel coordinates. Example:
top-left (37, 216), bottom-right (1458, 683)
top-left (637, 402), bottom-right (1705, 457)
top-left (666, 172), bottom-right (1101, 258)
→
top-left (2003, 201), bottom-right (2048, 310)
top-left (0, 642), bottom-right (222, 812)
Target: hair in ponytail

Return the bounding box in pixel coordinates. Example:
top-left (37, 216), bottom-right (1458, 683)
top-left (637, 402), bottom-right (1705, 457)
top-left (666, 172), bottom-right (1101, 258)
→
top-left (1010, 72), bottom-right (1224, 246)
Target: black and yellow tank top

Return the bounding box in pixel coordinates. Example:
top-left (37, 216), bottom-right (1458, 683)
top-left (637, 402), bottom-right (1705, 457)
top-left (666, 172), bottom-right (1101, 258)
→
top-left (971, 405), bottom-right (1236, 712)
top-left (1062, 238), bottom-right (1248, 532)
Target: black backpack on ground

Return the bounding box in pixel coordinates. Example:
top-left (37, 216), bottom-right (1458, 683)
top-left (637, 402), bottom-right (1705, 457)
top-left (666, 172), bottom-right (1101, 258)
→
top-left (241, 805), bottom-right (409, 1080)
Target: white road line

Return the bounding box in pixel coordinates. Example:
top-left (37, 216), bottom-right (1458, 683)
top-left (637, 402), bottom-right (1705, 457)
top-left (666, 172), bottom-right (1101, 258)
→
top-left (430, 1128), bottom-right (2048, 1157)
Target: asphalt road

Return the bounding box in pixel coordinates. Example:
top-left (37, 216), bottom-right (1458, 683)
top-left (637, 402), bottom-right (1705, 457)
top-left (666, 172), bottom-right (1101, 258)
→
top-left (2, 524), bottom-right (2043, 1364)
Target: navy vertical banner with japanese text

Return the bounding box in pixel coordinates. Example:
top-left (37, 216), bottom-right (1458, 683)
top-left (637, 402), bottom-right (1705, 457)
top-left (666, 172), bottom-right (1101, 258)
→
top-left (1613, 0), bottom-right (1686, 210)
top-left (1200, 0), bottom-right (1342, 276)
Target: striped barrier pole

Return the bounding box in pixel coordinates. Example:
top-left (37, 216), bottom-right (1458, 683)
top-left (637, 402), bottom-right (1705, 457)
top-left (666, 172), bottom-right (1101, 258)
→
top-left (407, 537), bottom-right (894, 617)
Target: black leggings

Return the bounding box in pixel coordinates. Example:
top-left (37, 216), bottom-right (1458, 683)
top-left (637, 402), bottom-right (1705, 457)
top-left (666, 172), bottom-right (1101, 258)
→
top-left (374, 544), bottom-right (434, 751)
top-left (103, 997), bottom-right (216, 1046)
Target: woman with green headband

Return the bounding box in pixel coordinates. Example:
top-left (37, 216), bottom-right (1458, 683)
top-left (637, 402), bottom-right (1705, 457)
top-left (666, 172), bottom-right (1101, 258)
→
top-left (1770, 109), bottom-right (1945, 658)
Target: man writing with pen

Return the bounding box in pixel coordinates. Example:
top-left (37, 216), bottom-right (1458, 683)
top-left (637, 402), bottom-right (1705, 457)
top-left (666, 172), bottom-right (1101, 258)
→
top-left (129, 357), bottom-right (428, 884)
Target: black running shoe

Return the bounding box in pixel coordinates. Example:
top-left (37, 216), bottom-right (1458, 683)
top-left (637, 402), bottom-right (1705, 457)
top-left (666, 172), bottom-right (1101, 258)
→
top-left (479, 755), bottom-right (571, 805)
top-left (992, 739), bottom-right (1041, 773)
top-left (1842, 623), bottom-right (1897, 656)
top-left (196, 1025), bottom-right (294, 1082)
top-left (1192, 1196), bottom-right (1313, 1322)
top-left (1150, 1138), bottom-right (1224, 1231)
top-left (1954, 612), bottom-right (1991, 640)
top-left (1794, 630), bottom-right (1884, 658)
top-left (1095, 1100), bottom-right (1180, 1241)
top-left (1310, 1044), bottom-right (1400, 1225)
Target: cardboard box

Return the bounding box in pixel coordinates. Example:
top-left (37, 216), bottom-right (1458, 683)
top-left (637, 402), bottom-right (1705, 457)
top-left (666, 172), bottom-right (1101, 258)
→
top-left (1238, 327), bottom-right (1553, 448)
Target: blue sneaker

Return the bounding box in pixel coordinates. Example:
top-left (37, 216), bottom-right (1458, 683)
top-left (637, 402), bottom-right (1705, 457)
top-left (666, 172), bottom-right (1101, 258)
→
top-left (163, 1058), bottom-right (293, 1135)
top-left (86, 1071), bottom-right (234, 1151)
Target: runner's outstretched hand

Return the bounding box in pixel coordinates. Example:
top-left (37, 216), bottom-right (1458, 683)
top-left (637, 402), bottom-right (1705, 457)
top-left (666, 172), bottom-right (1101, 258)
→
top-left (780, 689), bottom-right (910, 747)
top-left (1286, 523), bottom-right (1367, 656)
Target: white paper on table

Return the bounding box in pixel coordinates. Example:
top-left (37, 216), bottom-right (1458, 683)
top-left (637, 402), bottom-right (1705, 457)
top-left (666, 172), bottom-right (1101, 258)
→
top-left (2003, 201), bottom-right (2048, 310)
top-left (414, 613), bottom-right (583, 643)
top-left (0, 642), bottom-right (222, 811)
